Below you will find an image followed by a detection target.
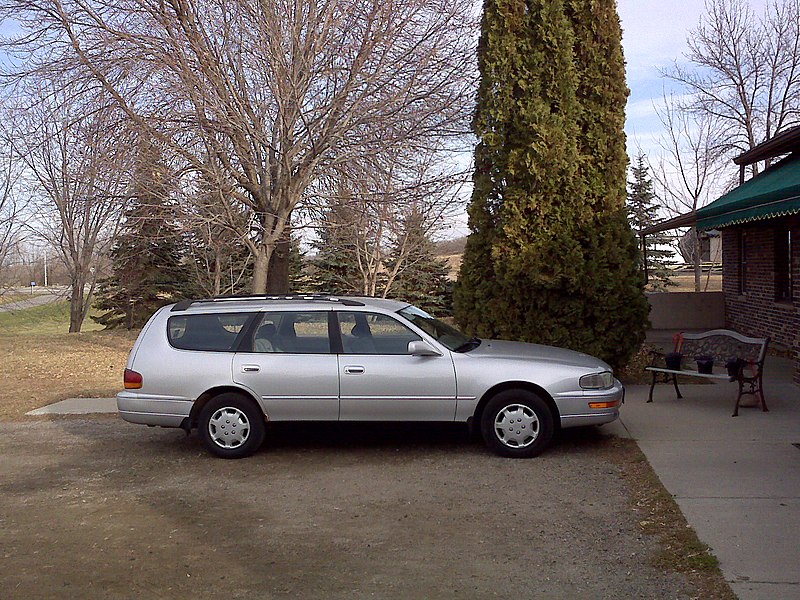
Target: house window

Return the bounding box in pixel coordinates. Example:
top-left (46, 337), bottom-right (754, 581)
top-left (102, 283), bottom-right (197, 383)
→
top-left (775, 225), bottom-right (793, 302)
top-left (738, 230), bottom-right (747, 295)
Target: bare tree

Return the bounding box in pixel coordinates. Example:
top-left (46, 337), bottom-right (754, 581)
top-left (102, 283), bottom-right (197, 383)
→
top-left (311, 149), bottom-right (466, 297)
top-left (0, 151), bottom-right (23, 291)
top-left (182, 169), bottom-right (254, 297)
top-left (3, 83), bottom-right (134, 331)
top-left (666, 0), bottom-right (800, 173)
top-left (651, 95), bottom-right (730, 291)
top-left (1, 0), bottom-right (477, 294)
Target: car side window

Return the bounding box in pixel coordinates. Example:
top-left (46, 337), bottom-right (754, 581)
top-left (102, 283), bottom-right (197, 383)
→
top-left (252, 312), bottom-right (330, 354)
top-left (168, 313), bottom-right (251, 352)
top-left (338, 312), bottom-right (421, 355)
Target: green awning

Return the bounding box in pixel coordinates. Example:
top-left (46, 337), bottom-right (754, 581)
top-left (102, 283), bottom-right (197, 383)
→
top-left (696, 153), bottom-right (800, 230)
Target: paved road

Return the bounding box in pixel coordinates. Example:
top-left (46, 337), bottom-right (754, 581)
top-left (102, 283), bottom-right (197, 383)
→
top-left (0, 287), bottom-right (68, 313)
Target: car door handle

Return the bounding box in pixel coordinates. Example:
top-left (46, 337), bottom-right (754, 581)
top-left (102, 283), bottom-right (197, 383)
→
top-left (242, 365), bottom-right (260, 373)
top-left (344, 366), bottom-right (365, 375)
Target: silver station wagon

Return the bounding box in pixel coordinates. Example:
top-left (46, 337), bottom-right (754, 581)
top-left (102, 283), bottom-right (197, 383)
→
top-left (118, 295), bottom-right (623, 459)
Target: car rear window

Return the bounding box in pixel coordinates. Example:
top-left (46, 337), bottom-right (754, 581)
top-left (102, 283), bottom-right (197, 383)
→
top-left (168, 313), bottom-right (252, 351)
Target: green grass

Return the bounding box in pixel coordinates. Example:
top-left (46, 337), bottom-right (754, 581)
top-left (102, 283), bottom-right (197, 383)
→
top-left (0, 301), bottom-right (104, 335)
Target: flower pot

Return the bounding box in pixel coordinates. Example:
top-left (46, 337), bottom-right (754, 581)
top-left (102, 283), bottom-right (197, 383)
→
top-left (665, 352), bottom-right (682, 370)
top-left (725, 358), bottom-right (744, 378)
top-left (695, 355), bottom-right (714, 374)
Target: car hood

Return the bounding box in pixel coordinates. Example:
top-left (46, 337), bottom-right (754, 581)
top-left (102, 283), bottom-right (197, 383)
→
top-left (466, 340), bottom-right (610, 371)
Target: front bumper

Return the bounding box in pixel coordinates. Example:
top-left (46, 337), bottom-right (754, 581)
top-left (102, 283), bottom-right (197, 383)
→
top-left (557, 379), bottom-right (624, 428)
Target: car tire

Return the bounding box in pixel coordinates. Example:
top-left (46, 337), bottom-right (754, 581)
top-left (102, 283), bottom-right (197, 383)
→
top-left (480, 390), bottom-right (554, 458)
top-left (199, 393), bottom-right (266, 459)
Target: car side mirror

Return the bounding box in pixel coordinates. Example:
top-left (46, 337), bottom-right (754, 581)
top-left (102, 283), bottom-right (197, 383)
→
top-left (408, 340), bottom-right (442, 357)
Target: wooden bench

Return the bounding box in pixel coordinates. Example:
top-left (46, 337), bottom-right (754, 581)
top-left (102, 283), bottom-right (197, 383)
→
top-left (646, 329), bottom-right (770, 417)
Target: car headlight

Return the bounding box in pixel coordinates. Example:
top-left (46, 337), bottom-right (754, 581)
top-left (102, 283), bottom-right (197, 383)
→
top-left (579, 371), bottom-right (614, 390)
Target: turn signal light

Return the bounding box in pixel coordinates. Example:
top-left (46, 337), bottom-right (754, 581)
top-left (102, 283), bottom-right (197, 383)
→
top-left (124, 369), bottom-right (143, 389)
top-left (588, 400), bottom-right (619, 409)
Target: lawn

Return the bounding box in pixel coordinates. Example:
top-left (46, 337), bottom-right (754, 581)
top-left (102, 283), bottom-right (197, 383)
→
top-left (0, 301), bottom-right (137, 420)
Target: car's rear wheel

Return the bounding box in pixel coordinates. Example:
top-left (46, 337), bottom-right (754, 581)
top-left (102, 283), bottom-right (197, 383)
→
top-left (481, 390), bottom-right (554, 458)
top-left (199, 393), bottom-right (265, 459)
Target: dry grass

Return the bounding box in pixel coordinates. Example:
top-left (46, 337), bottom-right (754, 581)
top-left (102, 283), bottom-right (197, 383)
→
top-left (656, 274), bottom-right (722, 292)
top-left (0, 301), bottom-right (137, 420)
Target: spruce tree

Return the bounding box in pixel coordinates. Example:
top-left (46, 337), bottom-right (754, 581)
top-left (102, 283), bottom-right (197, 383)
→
top-left (288, 234), bottom-right (313, 293)
top-left (387, 211), bottom-right (453, 316)
top-left (627, 154), bottom-right (675, 291)
top-left (93, 144), bottom-right (193, 329)
top-left (455, 0), bottom-right (649, 369)
top-left (309, 201), bottom-right (363, 295)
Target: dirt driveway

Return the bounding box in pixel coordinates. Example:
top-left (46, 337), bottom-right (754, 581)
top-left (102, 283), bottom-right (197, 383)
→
top-left (0, 418), bottom-right (690, 599)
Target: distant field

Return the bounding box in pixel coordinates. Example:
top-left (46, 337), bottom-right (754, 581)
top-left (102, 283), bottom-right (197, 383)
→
top-left (0, 301), bottom-right (137, 420)
top-left (439, 252), bottom-right (723, 292)
top-left (654, 274), bottom-right (722, 292)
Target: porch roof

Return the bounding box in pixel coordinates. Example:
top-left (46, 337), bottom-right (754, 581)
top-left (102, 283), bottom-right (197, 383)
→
top-left (696, 153), bottom-right (800, 230)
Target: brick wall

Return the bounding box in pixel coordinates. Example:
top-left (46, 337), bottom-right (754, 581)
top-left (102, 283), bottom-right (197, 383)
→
top-left (720, 216), bottom-right (800, 386)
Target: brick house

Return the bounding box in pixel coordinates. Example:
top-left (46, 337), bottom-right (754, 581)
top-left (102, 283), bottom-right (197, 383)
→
top-left (642, 125), bottom-right (800, 385)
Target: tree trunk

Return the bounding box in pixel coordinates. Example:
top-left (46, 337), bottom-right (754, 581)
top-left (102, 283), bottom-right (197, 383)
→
top-left (266, 231), bottom-right (290, 294)
top-left (251, 245), bottom-right (272, 294)
top-left (69, 276), bottom-right (85, 333)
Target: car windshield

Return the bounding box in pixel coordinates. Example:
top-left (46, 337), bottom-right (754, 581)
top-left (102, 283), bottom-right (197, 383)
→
top-left (397, 305), bottom-right (479, 352)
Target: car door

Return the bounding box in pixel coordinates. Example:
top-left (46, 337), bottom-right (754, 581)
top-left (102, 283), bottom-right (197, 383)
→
top-left (233, 310), bottom-right (339, 421)
top-left (336, 311), bottom-right (457, 421)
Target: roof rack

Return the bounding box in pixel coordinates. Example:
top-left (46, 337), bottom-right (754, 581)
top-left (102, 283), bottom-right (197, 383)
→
top-left (170, 294), bottom-right (366, 312)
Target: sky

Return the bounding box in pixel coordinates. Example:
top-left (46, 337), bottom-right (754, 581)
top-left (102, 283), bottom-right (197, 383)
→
top-left (617, 0), bottom-right (708, 159)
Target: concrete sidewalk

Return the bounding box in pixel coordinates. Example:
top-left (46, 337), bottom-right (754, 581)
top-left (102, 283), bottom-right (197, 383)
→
top-left (26, 397), bottom-right (116, 415)
top-left (608, 355), bottom-right (800, 600)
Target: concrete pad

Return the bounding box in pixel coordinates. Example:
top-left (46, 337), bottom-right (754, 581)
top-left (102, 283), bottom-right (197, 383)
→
top-left (678, 498), bottom-right (800, 585)
top-left (26, 397), bottom-right (117, 415)
top-left (619, 374), bottom-right (800, 600)
top-left (731, 581), bottom-right (800, 600)
top-left (637, 440), bottom-right (800, 499)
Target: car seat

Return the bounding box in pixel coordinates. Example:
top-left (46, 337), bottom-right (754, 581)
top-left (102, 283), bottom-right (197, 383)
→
top-left (254, 323), bottom-right (279, 352)
top-left (349, 321), bottom-right (377, 354)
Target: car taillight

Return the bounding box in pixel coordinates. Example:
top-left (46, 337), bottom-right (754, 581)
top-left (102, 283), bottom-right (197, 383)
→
top-left (124, 368), bottom-right (143, 389)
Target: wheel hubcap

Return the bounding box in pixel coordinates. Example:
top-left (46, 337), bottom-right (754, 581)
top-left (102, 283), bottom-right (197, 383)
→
top-left (208, 407), bottom-right (250, 449)
top-left (494, 404), bottom-right (539, 448)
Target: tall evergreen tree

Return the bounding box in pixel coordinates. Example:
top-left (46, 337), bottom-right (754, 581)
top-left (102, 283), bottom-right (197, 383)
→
top-left (561, 0), bottom-right (650, 364)
top-left (455, 0), bottom-right (648, 369)
top-left (387, 210), bottom-right (453, 316)
top-left (93, 144), bottom-right (193, 329)
top-left (308, 201), bottom-right (363, 295)
top-left (626, 154), bottom-right (675, 291)
top-left (287, 234), bottom-right (312, 293)
top-left (455, 0), bottom-right (583, 337)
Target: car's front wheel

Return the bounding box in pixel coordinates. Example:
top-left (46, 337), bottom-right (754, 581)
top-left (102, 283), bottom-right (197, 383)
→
top-left (199, 393), bottom-right (266, 459)
top-left (481, 390), bottom-right (554, 458)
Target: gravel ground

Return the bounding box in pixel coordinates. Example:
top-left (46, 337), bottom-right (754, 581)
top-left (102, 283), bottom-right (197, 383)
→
top-left (0, 418), bottom-right (692, 599)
